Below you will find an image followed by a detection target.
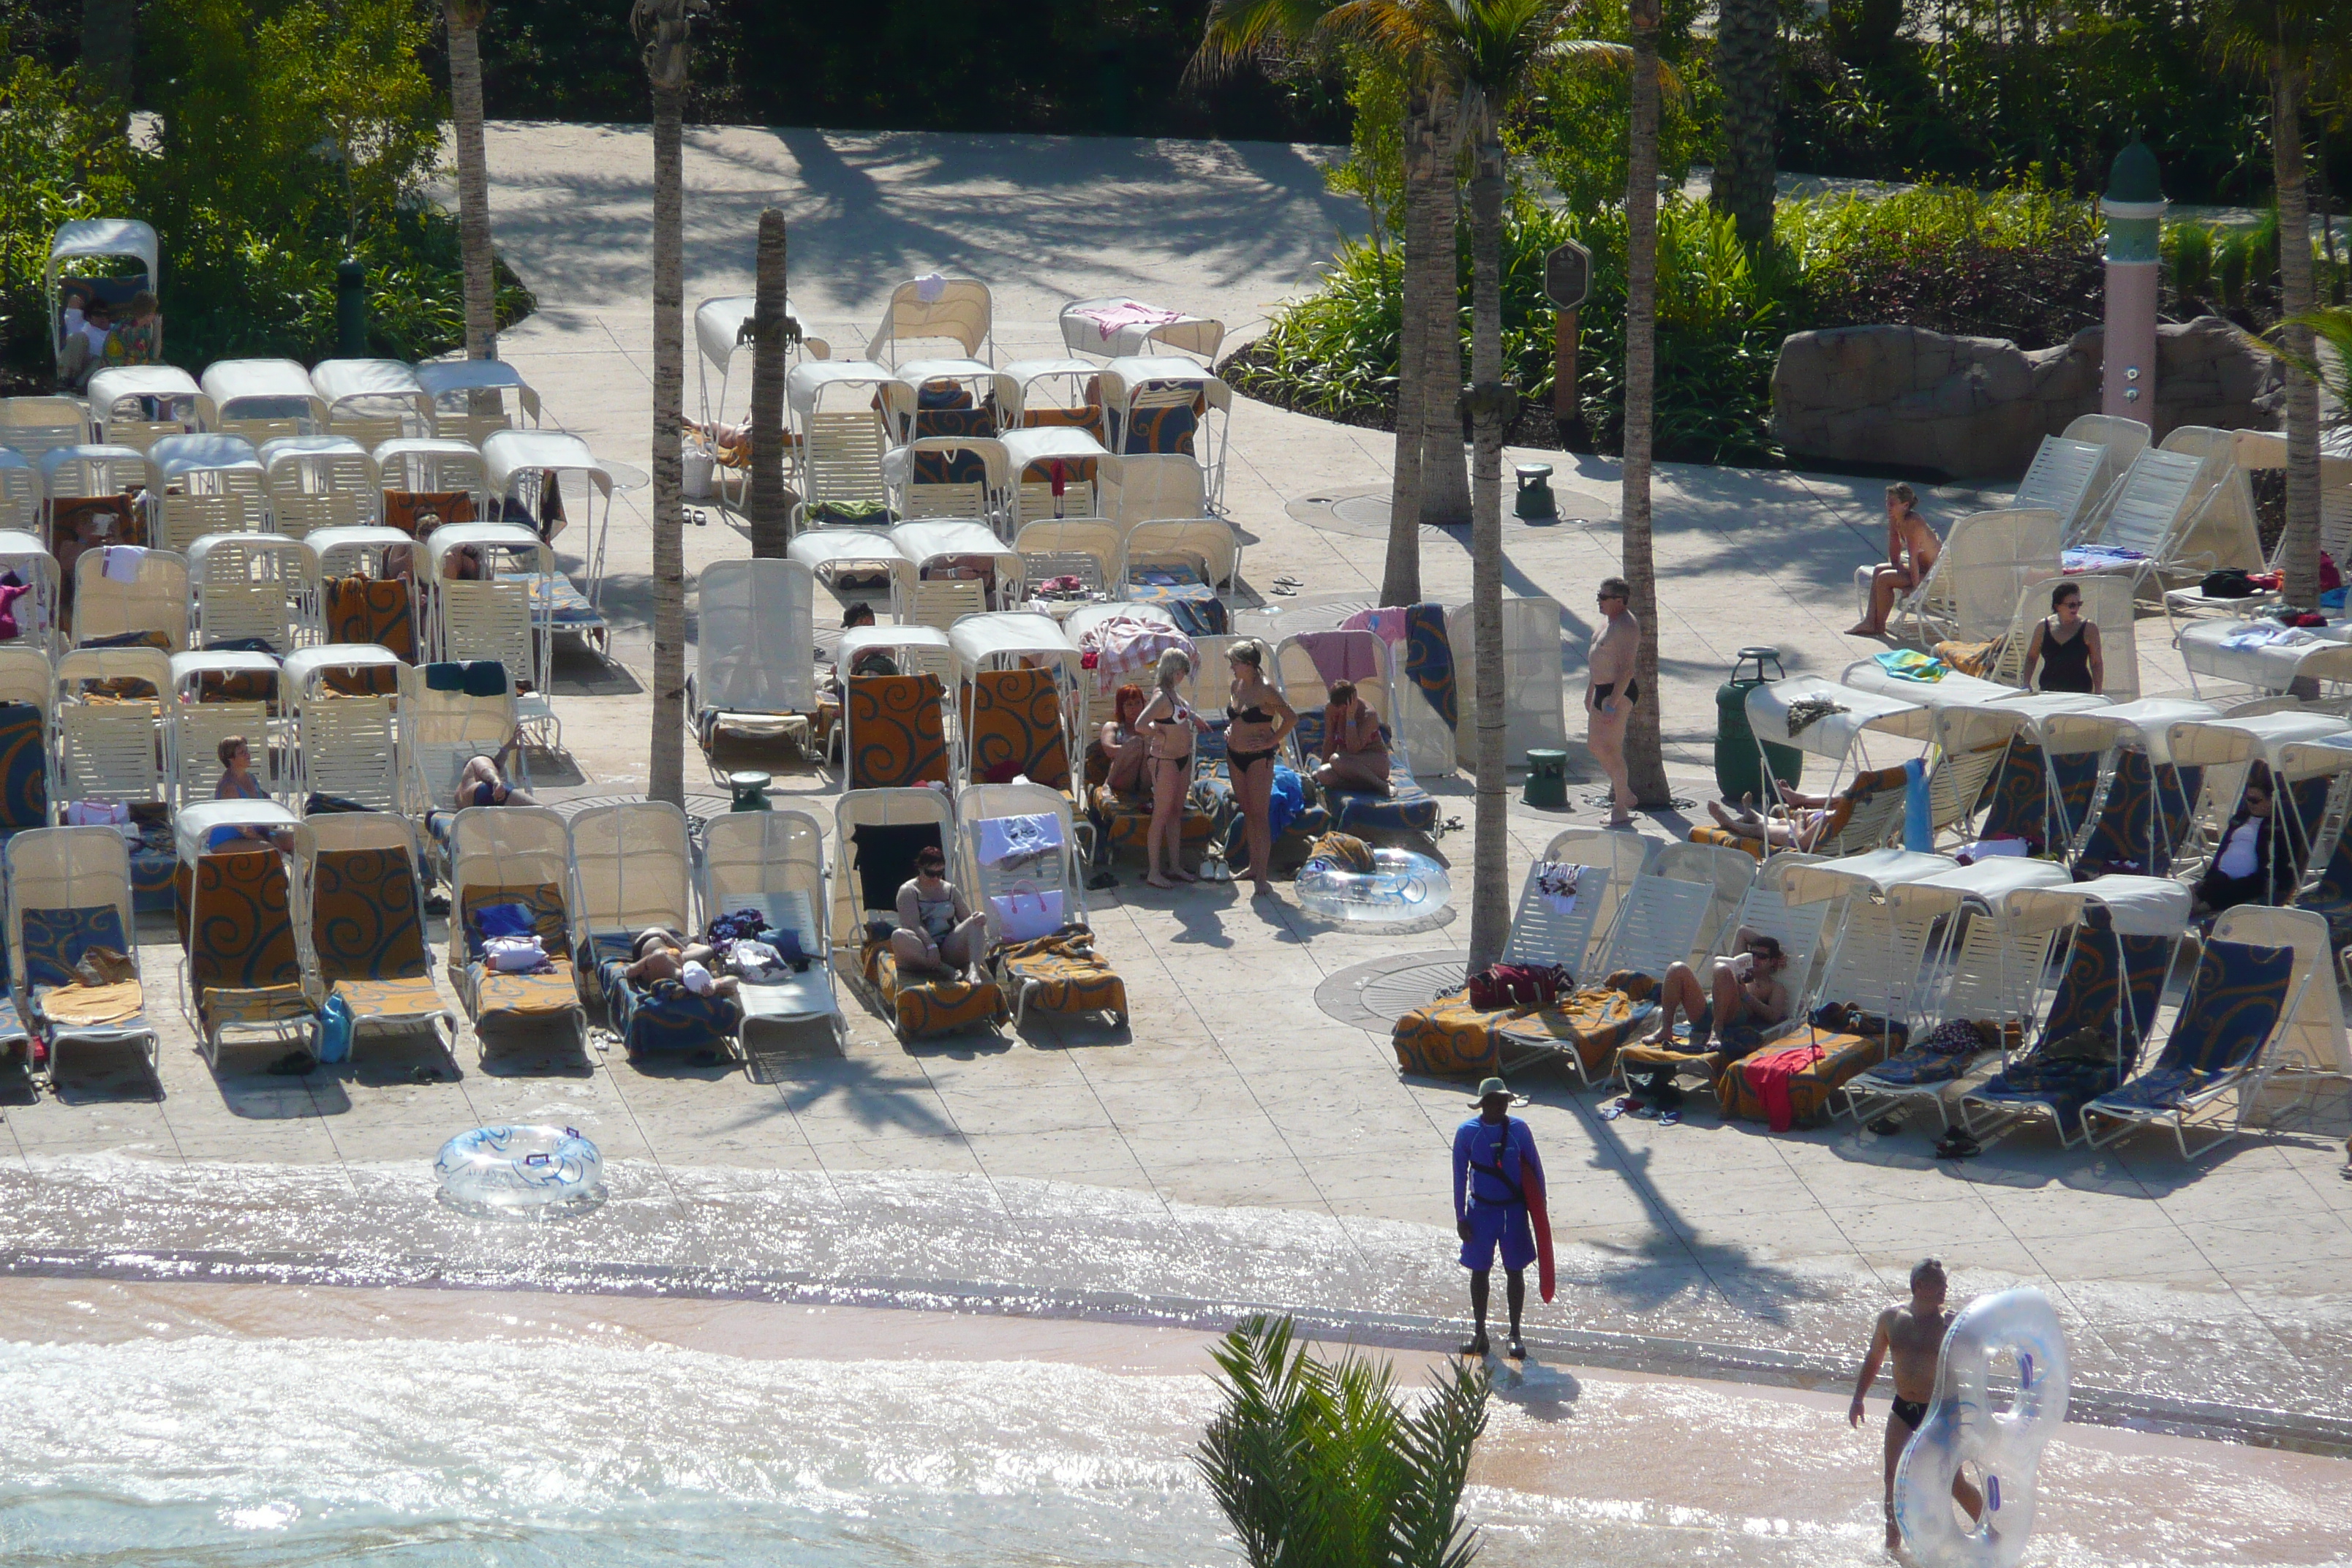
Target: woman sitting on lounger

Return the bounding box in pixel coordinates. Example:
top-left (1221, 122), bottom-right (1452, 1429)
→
top-left (892, 844), bottom-right (987, 979)
top-left (1706, 788), bottom-right (1844, 851)
top-left (1097, 682), bottom-right (1150, 795)
top-left (1313, 679), bottom-right (1391, 796)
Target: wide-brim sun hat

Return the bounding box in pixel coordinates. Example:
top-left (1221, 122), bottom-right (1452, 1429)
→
top-left (1471, 1077), bottom-right (1519, 1104)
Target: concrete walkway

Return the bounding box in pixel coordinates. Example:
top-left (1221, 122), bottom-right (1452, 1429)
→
top-left (7, 126), bottom-right (2348, 1439)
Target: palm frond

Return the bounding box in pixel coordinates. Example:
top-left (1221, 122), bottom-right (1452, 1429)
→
top-left (2244, 304), bottom-right (2352, 412)
top-left (1388, 1357), bottom-right (1490, 1568)
top-left (1193, 0), bottom-right (1345, 80)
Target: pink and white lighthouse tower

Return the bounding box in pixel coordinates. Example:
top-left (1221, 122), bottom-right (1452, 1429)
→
top-left (2101, 137), bottom-right (2166, 423)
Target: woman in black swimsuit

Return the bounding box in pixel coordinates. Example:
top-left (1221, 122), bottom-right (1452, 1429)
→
top-left (2021, 581), bottom-right (2102, 694)
top-left (1224, 640), bottom-right (1297, 900)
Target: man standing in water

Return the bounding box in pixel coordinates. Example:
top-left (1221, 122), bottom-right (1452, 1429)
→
top-left (1586, 577), bottom-right (1640, 829)
top-left (1452, 1078), bottom-right (1545, 1360)
top-left (1850, 1256), bottom-right (1983, 1552)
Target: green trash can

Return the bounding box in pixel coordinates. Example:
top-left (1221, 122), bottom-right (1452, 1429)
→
top-left (1714, 649), bottom-right (1802, 804)
top-left (1523, 748), bottom-right (1569, 809)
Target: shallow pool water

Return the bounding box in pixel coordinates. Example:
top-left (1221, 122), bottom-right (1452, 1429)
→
top-left (2, 1288), bottom-right (2348, 1567)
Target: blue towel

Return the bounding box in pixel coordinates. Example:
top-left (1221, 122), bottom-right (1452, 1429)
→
top-left (1269, 765), bottom-right (1304, 838)
top-left (1903, 756), bottom-right (1931, 851)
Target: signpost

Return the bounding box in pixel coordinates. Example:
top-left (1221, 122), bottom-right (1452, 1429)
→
top-left (1543, 241), bottom-right (1591, 434)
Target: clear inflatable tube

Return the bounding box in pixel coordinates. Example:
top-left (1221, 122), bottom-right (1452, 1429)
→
top-left (1294, 848), bottom-right (1452, 925)
top-left (1893, 1286), bottom-right (2070, 1568)
top-left (434, 1125), bottom-right (605, 1214)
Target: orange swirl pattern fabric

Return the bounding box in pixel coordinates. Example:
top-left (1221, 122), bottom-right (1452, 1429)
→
top-left (848, 674), bottom-right (949, 789)
top-left (967, 668), bottom-right (1070, 788)
top-left (314, 848), bottom-right (428, 981)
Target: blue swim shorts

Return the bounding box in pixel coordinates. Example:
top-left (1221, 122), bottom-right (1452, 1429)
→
top-left (1459, 1202), bottom-right (1537, 1272)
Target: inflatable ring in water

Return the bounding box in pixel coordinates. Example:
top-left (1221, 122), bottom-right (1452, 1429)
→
top-left (1892, 1286), bottom-right (2070, 1568)
top-left (1294, 848), bottom-right (1452, 926)
top-left (434, 1125), bottom-right (604, 1213)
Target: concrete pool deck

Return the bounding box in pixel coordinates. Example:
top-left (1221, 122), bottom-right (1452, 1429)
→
top-left (3, 125), bottom-right (2349, 1442)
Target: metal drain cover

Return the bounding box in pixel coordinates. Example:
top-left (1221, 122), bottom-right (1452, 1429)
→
top-left (1315, 949), bottom-right (1473, 1029)
top-left (1285, 491), bottom-right (1458, 543)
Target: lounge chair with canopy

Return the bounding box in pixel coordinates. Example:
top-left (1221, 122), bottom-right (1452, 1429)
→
top-left (72, 544), bottom-right (187, 652)
top-left (698, 808), bottom-right (843, 1052)
top-left (312, 525), bottom-right (420, 660)
top-left (891, 519), bottom-right (1021, 635)
top-left (167, 648), bottom-right (279, 810)
top-left (0, 527), bottom-right (62, 658)
top-left (1276, 629), bottom-right (1440, 834)
top-left (447, 803), bottom-right (587, 1050)
top-left (1001, 359), bottom-right (1104, 434)
top-left (189, 531), bottom-right (318, 655)
top-left (948, 611), bottom-right (1081, 793)
top-left (834, 785), bottom-right (1004, 1040)
top-left (299, 809), bottom-right (455, 1057)
top-left (786, 527), bottom-right (913, 619)
top-left (569, 800), bottom-right (739, 1058)
top-left (420, 521), bottom-right (557, 747)
top-left (481, 429), bottom-right (629, 660)
top-left (1098, 358), bottom-right (1231, 513)
top-left (1001, 427), bottom-right (1106, 527)
top-left (45, 219), bottom-right (155, 374)
top-left (788, 361), bottom-right (894, 507)
top-left (173, 800), bottom-right (317, 1066)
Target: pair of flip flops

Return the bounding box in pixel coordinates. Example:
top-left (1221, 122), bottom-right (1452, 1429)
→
top-left (1270, 575), bottom-right (1303, 598)
top-left (1934, 1130), bottom-right (1982, 1160)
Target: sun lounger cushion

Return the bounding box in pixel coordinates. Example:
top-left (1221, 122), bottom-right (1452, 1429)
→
top-left (383, 491), bottom-right (475, 536)
top-left (909, 445), bottom-right (992, 483)
top-left (1393, 971), bottom-right (1660, 1079)
top-left (1857, 1019), bottom-right (2007, 1087)
top-left (967, 667), bottom-right (1071, 788)
top-left (325, 576), bottom-right (415, 659)
top-left (189, 848), bottom-right (307, 1025)
top-left (455, 881), bottom-right (580, 1020)
top-left (990, 927), bottom-right (1126, 1022)
top-left (2092, 939), bottom-right (2293, 1112)
top-left (20, 904), bottom-right (130, 987)
top-left (0, 702), bottom-right (48, 832)
top-left (313, 847), bottom-right (429, 982)
top-left (1322, 768), bottom-right (1440, 834)
top-left (846, 673), bottom-right (949, 789)
top-left (516, 573), bottom-right (600, 627)
top-left (1122, 562), bottom-right (1228, 635)
top-left (1086, 782), bottom-right (1216, 860)
top-left (1718, 1007), bottom-right (1908, 1130)
top-left (587, 932), bottom-right (739, 1055)
top-left (862, 937), bottom-right (1003, 1039)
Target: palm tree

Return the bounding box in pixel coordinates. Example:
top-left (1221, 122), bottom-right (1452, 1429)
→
top-left (1619, 0), bottom-right (1672, 807)
top-left (633, 0), bottom-right (706, 808)
top-left (1194, 1316), bottom-right (1488, 1568)
top-left (1196, 0), bottom-right (1470, 603)
top-left (1710, 0), bottom-right (1777, 246)
top-left (747, 206), bottom-right (794, 559)
top-left (445, 0), bottom-right (498, 360)
top-left (2212, 0), bottom-right (2346, 609)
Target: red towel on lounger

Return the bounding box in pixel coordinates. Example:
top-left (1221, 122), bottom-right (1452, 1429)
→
top-left (1742, 1041), bottom-right (1828, 1132)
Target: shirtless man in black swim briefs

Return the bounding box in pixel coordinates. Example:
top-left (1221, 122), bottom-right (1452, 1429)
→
top-left (1850, 1256), bottom-right (1982, 1552)
top-left (1586, 576), bottom-right (1640, 829)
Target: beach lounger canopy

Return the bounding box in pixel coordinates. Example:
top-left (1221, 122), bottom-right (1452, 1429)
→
top-left (1002, 359), bottom-right (1104, 429)
top-left (412, 358), bottom-right (541, 419)
top-left (2165, 710), bottom-right (2348, 771)
top-left (2030, 697), bottom-right (2215, 763)
top-left (785, 527), bottom-right (915, 598)
top-left (1060, 298), bottom-right (1224, 361)
top-left (482, 429), bottom-right (622, 498)
top-left (374, 436), bottom-right (490, 494)
top-left (38, 444), bottom-right (151, 499)
top-left (168, 647), bottom-right (279, 693)
top-left (881, 358), bottom-right (1014, 429)
top-left (307, 359), bottom-right (432, 443)
top-left (86, 365), bottom-right (211, 431)
top-left (1778, 848), bottom-right (1956, 908)
top-left (282, 641), bottom-right (403, 698)
top-left (173, 798), bottom-right (303, 865)
top-left (151, 431), bottom-right (262, 480)
top-left (200, 359), bottom-right (325, 426)
top-left (423, 520), bottom-right (554, 578)
top-left (2005, 873), bottom-right (2192, 938)
top-left (1099, 357), bottom-right (1232, 426)
top-left (2175, 618), bottom-right (2352, 696)
top-left (864, 277), bottom-right (993, 366)
top-left (947, 610), bottom-right (1079, 678)
top-left (891, 519), bottom-right (1020, 589)
top-left (840, 623), bottom-right (953, 666)
top-left (1001, 426), bottom-right (1108, 470)
top-left (1883, 853), bottom-right (2071, 921)
top-left (1746, 674), bottom-right (1930, 758)
top-left (788, 359), bottom-right (896, 415)
top-left (695, 293), bottom-right (829, 370)
top-left (307, 524), bottom-right (416, 578)
top-left (45, 220), bottom-right (157, 358)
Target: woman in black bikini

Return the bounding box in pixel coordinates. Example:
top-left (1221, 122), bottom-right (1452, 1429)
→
top-left (2021, 581), bottom-right (2103, 694)
top-left (1224, 640), bottom-right (1297, 900)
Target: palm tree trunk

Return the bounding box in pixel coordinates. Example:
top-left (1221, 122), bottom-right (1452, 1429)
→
top-left (447, 1), bottom-right (498, 361)
top-left (1711, 0), bottom-right (1778, 247)
top-left (1620, 0), bottom-right (1671, 808)
top-left (1384, 85), bottom-right (1441, 607)
top-left (747, 207), bottom-right (792, 558)
top-left (2274, 48), bottom-right (2322, 610)
top-left (648, 80), bottom-right (688, 806)
top-left (1465, 115), bottom-right (1511, 970)
top-left (1419, 86), bottom-right (1471, 532)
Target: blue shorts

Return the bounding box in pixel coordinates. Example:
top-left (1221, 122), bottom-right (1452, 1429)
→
top-left (1460, 1202), bottom-right (1536, 1273)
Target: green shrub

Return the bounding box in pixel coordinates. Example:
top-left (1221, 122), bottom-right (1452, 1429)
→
top-left (2166, 222), bottom-right (2215, 298)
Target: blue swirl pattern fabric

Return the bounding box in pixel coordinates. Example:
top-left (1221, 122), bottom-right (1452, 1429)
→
top-left (1401, 603), bottom-right (1457, 733)
top-left (0, 701), bottom-right (46, 833)
top-left (589, 933), bottom-right (738, 1056)
top-left (20, 905), bottom-right (129, 988)
top-left (2095, 939), bottom-right (2293, 1111)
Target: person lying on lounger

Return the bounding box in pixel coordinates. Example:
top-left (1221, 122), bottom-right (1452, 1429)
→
top-left (1623, 930), bottom-right (1791, 1117)
top-left (1705, 788), bottom-right (1842, 851)
top-left (454, 735), bottom-right (540, 808)
top-left (625, 927), bottom-right (739, 998)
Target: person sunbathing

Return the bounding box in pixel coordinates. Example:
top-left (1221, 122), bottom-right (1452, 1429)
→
top-left (1313, 679), bottom-right (1391, 796)
top-left (454, 736), bottom-right (540, 808)
top-left (625, 927), bottom-right (738, 998)
top-left (1705, 788), bottom-right (1842, 851)
top-left (1621, 930), bottom-right (1791, 1119)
